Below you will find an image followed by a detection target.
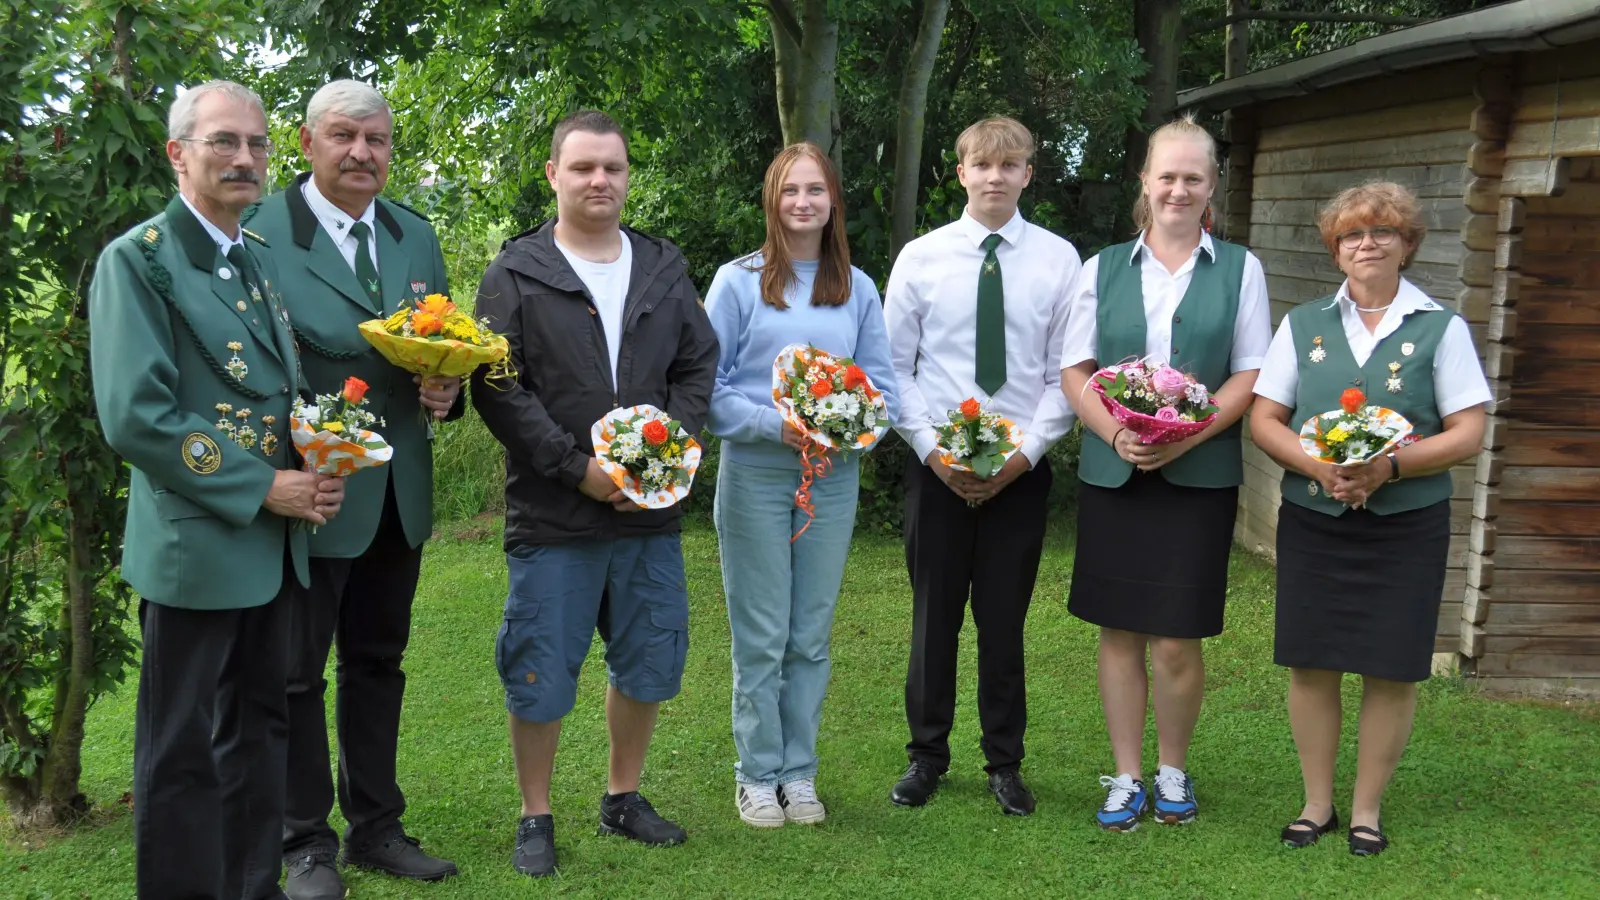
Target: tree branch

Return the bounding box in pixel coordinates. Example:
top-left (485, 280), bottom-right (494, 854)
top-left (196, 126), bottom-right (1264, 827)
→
top-left (1188, 10), bottom-right (1429, 36)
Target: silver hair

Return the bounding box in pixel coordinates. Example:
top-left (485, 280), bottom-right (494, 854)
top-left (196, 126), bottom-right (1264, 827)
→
top-left (305, 80), bottom-right (391, 130)
top-left (167, 80), bottom-right (266, 141)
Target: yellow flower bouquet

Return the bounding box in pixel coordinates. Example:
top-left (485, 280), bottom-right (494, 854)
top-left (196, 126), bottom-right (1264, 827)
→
top-left (358, 293), bottom-right (515, 380)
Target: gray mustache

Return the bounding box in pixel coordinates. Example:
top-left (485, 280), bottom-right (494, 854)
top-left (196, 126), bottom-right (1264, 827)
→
top-left (220, 170), bottom-right (261, 184)
top-left (340, 159), bottom-right (378, 174)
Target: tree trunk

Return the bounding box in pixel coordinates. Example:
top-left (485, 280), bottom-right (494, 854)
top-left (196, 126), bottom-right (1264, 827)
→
top-left (770, 2), bottom-right (801, 147)
top-left (770, 0), bottom-right (838, 157)
top-left (1225, 0), bottom-right (1250, 79)
top-left (1122, 0), bottom-right (1183, 182)
top-left (37, 486), bottom-right (95, 824)
top-left (890, 0), bottom-right (950, 263)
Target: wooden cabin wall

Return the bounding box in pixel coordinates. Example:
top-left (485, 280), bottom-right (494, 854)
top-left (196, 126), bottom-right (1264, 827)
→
top-left (1235, 60), bottom-right (1485, 654)
top-left (1467, 42), bottom-right (1600, 696)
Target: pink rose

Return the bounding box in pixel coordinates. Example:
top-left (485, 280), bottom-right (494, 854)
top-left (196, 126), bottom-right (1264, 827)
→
top-left (1155, 406), bottom-right (1180, 422)
top-left (1151, 365), bottom-right (1188, 398)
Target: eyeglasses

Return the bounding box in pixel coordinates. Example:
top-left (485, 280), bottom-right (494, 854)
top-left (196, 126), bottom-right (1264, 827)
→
top-left (178, 133), bottom-right (274, 159)
top-left (1336, 226), bottom-right (1400, 249)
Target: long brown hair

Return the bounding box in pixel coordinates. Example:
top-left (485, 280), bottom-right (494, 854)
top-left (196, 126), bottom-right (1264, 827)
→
top-left (750, 142), bottom-right (851, 309)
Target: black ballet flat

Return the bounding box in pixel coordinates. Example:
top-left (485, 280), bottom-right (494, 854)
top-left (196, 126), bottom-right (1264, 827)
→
top-left (1279, 809), bottom-right (1339, 848)
top-left (1348, 824), bottom-right (1389, 856)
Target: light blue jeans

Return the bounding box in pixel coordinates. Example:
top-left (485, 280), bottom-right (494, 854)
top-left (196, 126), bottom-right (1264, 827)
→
top-left (714, 454), bottom-right (859, 786)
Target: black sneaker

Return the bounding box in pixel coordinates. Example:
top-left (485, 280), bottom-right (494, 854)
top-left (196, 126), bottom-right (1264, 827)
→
top-left (341, 829), bottom-right (458, 881)
top-left (597, 791), bottom-right (687, 845)
top-left (283, 849), bottom-right (343, 900)
top-left (513, 814), bottom-right (557, 877)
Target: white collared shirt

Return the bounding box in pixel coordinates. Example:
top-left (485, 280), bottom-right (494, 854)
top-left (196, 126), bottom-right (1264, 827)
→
top-left (885, 208), bottom-right (1081, 465)
top-left (1253, 277), bottom-right (1492, 417)
top-left (1057, 230), bottom-right (1271, 374)
top-left (179, 194), bottom-right (245, 256)
top-left (302, 177), bottom-right (378, 274)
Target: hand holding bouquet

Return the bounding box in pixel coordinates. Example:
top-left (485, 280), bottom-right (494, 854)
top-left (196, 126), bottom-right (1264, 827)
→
top-left (358, 293), bottom-right (515, 436)
top-left (771, 343), bottom-right (889, 540)
top-left (1300, 388), bottom-right (1412, 466)
top-left (289, 377), bottom-right (394, 476)
top-left (591, 405), bottom-right (702, 509)
top-left (1090, 360), bottom-right (1218, 446)
top-left (936, 398), bottom-right (1024, 477)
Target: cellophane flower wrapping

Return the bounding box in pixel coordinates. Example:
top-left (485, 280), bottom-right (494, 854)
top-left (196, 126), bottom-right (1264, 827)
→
top-left (934, 398), bottom-right (1023, 478)
top-left (591, 404), bottom-right (702, 509)
top-left (289, 386), bottom-right (393, 476)
top-left (1091, 360), bottom-right (1218, 446)
top-left (770, 343), bottom-right (888, 452)
top-left (1300, 388), bottom-right (1413, 466)
top-left (359, 294), bottom-right (513, 380)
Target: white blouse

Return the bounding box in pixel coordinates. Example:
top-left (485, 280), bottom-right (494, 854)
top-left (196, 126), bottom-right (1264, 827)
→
top-left (1252, 278), bottom-right (1492, 418)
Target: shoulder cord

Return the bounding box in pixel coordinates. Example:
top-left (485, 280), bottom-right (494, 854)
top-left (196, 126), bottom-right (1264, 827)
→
top-left (291, 325), bottom-right (362, 361)
top-left (138, 240), bottom-right (274, 402)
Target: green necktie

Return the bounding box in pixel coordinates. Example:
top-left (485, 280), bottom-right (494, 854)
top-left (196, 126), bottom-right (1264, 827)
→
top-left (226, 244), bottom-right (265, 303)
top-left (348, 221), bottom-right (383, 306)
top-left (975, 232), bottom-right (1007, 395)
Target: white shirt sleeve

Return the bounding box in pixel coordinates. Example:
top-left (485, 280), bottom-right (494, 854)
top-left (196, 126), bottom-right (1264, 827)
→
top-left (1230, 251), bottom-right (1272, 373)
top-left (1021, 245), bottom-right (1081, 465)
top-left (1057, 254), bottom-right (1101, 371)
top-left (1434, 316), bottom-right (1492, 417)
top-left (1252, 316), bottom-right (1299, 407)
top-left (885, 246), bottom-right (940, 464)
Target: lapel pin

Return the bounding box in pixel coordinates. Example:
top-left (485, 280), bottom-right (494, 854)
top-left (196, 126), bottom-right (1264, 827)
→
top-left (1402, 342), bottom-right (1415, 356)
top-left (1386, 361), bottom-right (1404, 393)
top-left (236, 300), bottom-right (247, 311)
top-left (1309, 336), bottom-right (1326, 363)
top-left (219, 267), bottom-right (232, 281)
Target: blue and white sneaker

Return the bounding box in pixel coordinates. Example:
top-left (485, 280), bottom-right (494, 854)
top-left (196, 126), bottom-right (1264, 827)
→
top-left (1095, 774), bottom-right (1148, 831)
top-left (1153, 765), bottom-right (1198, 824)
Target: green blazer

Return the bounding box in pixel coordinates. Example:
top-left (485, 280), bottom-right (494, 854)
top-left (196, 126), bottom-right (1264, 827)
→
top-left (244, 173), bottom-right (456, 557)
top-left (89, 194), bottom-right (310, 610)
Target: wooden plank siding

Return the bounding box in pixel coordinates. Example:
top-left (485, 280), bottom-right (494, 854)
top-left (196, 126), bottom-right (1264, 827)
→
top-left (1237, 78), bottom-right (1484, 655)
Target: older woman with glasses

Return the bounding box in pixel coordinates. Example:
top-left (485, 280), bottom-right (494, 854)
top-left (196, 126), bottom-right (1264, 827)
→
top-left (1248, 181), bottom-right (1488, 856)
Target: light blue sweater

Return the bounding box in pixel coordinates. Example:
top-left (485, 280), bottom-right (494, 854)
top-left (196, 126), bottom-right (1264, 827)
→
top-left (705, 254), bottom-right (900, 470)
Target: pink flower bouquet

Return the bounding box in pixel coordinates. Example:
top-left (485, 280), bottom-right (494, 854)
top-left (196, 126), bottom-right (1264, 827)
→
top-left (1090, 360), bottom-right (1218, 445)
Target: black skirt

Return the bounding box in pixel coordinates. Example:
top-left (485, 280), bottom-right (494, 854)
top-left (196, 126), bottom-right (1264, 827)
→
top-left (1068, 472), bottom-right (1239, 639)
top-left (1273, 499), bottom-right (1449, 682)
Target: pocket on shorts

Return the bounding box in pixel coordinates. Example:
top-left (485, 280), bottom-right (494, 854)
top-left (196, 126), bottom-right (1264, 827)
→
top-left (642, 590), bottom-right (689, 685)
top-left (496, 595), bottom-right (548, 702)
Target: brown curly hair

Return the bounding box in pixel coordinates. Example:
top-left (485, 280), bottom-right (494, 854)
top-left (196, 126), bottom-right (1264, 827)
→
top-left (1317, 181), bottom-right (1427, 269)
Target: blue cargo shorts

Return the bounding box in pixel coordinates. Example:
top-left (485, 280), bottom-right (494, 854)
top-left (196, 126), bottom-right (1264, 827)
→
top-left (496, 534), bottom-right (690, 723)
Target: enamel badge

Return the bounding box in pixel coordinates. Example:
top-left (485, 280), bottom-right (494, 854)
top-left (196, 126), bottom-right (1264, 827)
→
top-left (1401, 342), bottom-right (1415, 356)
top-left (1309, 336), bottom-right (1326, 363)
top-left (224, 341), bottom-right (248, 381)
top-left (183, 433), bottom-right (222, 475)
top-left (1386, 361), bottom-right (1404, 393)
top-left (411, 281), bottom-right (426, 294)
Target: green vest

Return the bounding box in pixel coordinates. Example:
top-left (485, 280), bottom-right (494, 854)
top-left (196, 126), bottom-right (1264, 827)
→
top-left (1078, 238), bottom-right (1247, 489)
top-left (1281, 295), bottom-right (1455, 516)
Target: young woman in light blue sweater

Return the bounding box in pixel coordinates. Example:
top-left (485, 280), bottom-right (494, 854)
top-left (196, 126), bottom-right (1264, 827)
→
top-left (705, 142), bottom-right (898, 828)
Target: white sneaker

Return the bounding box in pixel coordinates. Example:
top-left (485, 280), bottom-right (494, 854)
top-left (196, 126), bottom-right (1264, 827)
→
top-left (736, 783), bottom-right (785, 828)
top-left (778, 778), bottom-right (826, 825)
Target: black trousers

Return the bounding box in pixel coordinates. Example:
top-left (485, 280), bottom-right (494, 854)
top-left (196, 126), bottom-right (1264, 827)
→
top-left (903, 456), bottom-right (1051, 774)
top-left (133, 555), bottom-right (293, 900)
top-left (283, 485), bottom-right (421, 857)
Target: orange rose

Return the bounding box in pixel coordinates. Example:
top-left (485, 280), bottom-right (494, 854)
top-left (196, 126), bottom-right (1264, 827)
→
top-left (412, 312), bottom-right (443, 337)
top-left (419, 293), bottom-right (456, 318)
top-left (641, 420), bottom-right (670, 446)
top-left (1340, 387), bottom-right (1365, 414)
top-left (342, 376), bottom-right (369, 405)
top-left (809, 379), bottom-right (833, 399)
top-left (960, 398), bottom-right (981, 421)
top-left (843, 365), bottom-right (868, 391)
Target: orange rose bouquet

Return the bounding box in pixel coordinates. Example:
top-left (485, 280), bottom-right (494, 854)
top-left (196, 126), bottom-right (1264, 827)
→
top-left (590, 404), bottom-right (702, 509)
top-left (770, 343), bottom-right (889, 539)
top-left (289, 376), bottom-right (393, 477)
top-left (1299, 387), bottom-right (1413, 466)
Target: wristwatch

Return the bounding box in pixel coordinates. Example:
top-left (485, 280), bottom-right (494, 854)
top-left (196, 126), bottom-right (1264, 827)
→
top-left (1386, 450), bottom-right (1402, 483)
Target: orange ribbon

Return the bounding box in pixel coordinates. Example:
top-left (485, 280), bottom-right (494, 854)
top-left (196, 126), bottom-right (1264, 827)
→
top-left (791, 438), bottom-right (833, 543)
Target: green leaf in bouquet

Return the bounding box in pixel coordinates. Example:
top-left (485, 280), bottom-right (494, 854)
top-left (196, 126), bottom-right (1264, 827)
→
top-left (991, 440), bottom-right (1016, 454)
top-left (972, 453), bottom-right (998, 479)
top-left (1096, 371), bottom-right (1127, 399)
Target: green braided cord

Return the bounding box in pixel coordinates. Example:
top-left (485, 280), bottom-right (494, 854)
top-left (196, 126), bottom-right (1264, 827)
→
top-left (291, 326), bottom-right (362, 361)
top-left (137, 240), bottom-right (274, 402)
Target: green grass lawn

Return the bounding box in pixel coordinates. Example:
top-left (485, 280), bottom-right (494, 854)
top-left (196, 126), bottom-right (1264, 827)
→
top-left (4, 521), bottom-right (1597, 899)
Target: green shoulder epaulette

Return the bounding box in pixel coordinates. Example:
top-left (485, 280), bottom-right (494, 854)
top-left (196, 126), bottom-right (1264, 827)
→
top-left (385, 197), bottom-right (432, 223)
top-left (242, 228), bottom-right (269, 247)
top-left (138, 224), bottom-right (163, 250)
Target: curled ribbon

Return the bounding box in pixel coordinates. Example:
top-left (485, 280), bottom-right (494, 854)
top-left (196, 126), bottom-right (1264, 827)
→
top-left (791, 438), bottom-right (833, 543)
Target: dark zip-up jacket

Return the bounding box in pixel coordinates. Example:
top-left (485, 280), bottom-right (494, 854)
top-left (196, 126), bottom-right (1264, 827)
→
top-left (470, 219), bottom-right (718, 549)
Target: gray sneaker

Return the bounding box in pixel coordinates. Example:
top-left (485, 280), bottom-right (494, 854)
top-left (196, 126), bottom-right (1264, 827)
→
top-left (778, 778), bottom-right (826, 825)
top-left (284, 850), bottom-right (343, 900)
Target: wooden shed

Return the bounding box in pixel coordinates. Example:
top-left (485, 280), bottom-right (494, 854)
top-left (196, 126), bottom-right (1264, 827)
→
top-left (1179, 0), bottom-right (1600, 697)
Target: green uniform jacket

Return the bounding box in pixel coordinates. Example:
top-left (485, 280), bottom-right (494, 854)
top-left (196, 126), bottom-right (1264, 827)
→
top-left (89, 194), bottom-right (310, 610)
top-left (244, 173), bottom-right (458, 557)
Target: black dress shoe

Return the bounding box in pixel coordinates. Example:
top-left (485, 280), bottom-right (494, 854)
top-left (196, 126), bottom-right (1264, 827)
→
top-left (514, 814), bottom-right (557, 877)
top-left (342, 829), bottom-right (458, 881)
top-left (1280, 809), bottom-right (1340, 848)
top-left (598, 791), bottom-right (687, 845)
top-left (889, 760), bottom-right (943, 807)
top-left (283, 850), bottom-right (343, 900)
top-left (988, 768), bottom-right (1036, 816)
top-left (1348, 823), bottom-right (1389, 856)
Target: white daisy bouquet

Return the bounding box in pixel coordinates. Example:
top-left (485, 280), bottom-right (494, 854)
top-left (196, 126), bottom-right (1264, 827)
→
top-left (770, 343), bottom-right (888, 452)
top-left (935, 397), bottom-right (1023, 479)
top-left (1301, 388), bottom-right (1412, 466)
top-left (591, 405), bottom-right (702, 508)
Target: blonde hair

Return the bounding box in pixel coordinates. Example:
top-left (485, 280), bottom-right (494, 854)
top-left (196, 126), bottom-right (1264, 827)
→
top-left (955, 117), bottom-right (1035, 165)
top-left (1317, 181), bottom-right (1427, 268)
top-left (1132, 112), bottom-right (1220, 234)
top-left (749, 142), bottom-right (852, 310)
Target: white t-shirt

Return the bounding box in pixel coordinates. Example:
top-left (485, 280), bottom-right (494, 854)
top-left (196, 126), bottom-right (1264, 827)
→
top-left (555, 233), bottom-right (633, 385)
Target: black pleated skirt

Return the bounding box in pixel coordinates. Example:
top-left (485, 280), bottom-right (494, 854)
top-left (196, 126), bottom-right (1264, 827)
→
top-left (1273, 499), bottom-right (1450, 683)
top-left (1068, 472), bottom-right (1239, 639)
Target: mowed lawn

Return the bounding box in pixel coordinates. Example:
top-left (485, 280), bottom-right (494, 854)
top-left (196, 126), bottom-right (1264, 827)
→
top-left (4, 520), bottom-right (1597, 899)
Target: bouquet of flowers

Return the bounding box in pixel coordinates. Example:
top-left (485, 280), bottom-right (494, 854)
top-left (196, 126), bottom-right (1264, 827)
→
top-left (771, 343), bottom-right (889, 540)
top-left (1090, 359), bottom-right (1219, 445)
top-left (591, 404), bottom-right (702, 509)
top-left (358, 293), bottom-right (515, 435)
top-left (1300, 388), bottom-right (1413, 466)
top-left (289, 376), bottom-right (394, 477)
top-left (935, 398), bottom-right (1024, 479)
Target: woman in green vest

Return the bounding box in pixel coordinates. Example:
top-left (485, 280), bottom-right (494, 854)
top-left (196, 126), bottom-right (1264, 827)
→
top-left (1249, 181), bottom-right (1489, 856)
top-left (1059, 115), bottom-right (1271, 831)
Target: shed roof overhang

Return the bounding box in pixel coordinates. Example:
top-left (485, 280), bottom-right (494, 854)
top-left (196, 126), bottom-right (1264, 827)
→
top-left (1177, 0), bottom-right (1600, 113)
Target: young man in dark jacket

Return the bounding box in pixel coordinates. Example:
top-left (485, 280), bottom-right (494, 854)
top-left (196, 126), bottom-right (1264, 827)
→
top-left (470, 110), bottom-right (717, 878)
